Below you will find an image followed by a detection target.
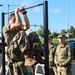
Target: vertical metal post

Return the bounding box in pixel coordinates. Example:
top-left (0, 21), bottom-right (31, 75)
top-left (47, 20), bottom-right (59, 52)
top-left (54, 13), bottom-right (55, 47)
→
top-left (66, 0), bottom-right (69, 39)
top-left (2, 12), bottom-right (5, 75)
top-left (8, 4), bottom-right (9, 24)
top-left (43, 1), bottom-right (49, 75)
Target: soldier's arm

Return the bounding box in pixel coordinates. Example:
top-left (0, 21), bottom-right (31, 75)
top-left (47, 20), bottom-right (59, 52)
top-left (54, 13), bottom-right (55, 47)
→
top-left (61, 45), bottom-right (73, 66)
top-left (21, 14), bottom-right (30, 31)
top-left (20, 7), bottom-right (30, 31)
top-left (54, 49), bottom-right (58, 65)
top-left (2, 25), bottom-right (10, 42)
top-left (9, 8), bottom-right (22, 31)
top-left (53, 46), bottom-right (57, 56)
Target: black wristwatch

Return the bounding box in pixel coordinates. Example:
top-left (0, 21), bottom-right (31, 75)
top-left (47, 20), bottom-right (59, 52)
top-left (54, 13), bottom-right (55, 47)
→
top-left (22, 11), bottom-right (27, 15)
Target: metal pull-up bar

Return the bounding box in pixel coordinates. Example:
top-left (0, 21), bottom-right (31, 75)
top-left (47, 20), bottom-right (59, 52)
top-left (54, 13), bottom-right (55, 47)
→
top-left (0, 4), bottom-right (3, 6)
top-left (2, 1), bottom-right (49, 75)
top-left (4, 3), bottom-right (43, 14)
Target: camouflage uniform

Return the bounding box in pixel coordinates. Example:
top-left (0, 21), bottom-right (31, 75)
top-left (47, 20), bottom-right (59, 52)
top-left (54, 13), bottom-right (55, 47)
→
top-left (28, 31), bottom-right (44, 64)
top-left (49, 43), bottom-right (57, 75)
top-left (54, 43), bottom-right (73, 75)
top-left (3, 25), bottom-right (30, 75)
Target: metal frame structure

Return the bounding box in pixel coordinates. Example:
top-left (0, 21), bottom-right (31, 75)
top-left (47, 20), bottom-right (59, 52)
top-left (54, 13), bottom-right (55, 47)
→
top-left (1, 1), bottom-right (49, 75)
top-left (7, 4), bottom-right (25, 24)
top-left (5, 3), bottom-right (43, 14)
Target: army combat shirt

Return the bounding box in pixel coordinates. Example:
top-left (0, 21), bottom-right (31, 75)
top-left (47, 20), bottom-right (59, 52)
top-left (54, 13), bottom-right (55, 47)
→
top-left (54, 43), bottom-right (73, 67)
top-left (3, 24), bottom-right (19, 47)
top-left (3, 24), bottom-right (25, 61)
top-left (49, 43), bottom-right (56, 66)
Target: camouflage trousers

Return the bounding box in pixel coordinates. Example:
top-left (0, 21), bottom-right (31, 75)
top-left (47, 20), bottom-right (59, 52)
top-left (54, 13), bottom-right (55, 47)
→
top-left (49, 66), bottom-right (57, 75)
top-left (8, 61), bottom-right (28, 75)
top-left (57, 66), bottom-right (72, 75)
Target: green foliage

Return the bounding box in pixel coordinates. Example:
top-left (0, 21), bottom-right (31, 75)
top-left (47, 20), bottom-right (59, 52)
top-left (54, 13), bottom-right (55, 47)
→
top-left (50, 32), bottom-right (59, 38)
top-left (61, 29), bottom-right (67, 34)
top-left (52, 38), bottom-right (75, 44)
top-left (52, 39), bottom-right (59, 44)
top-left (37, 25), bottom-right (44, 36)
top-left (69, 26), bottom-right (75, 34)
top-left (66, 38), bottom-right (75, 41)
top-left (37, 25), bottom-right (50, 36)
top-left (41, 38), bottom-right (75, 44)
top-left (41, 39), bottom-right (44, 44)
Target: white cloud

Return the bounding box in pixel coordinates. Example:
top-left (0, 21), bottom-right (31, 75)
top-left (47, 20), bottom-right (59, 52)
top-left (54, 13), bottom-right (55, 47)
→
top-left (50, 9), bottom-right (61, 14)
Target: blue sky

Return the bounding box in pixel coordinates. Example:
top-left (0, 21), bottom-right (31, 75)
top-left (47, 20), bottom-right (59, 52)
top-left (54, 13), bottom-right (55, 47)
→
top-left (0, 0), bottom-right (75, 35)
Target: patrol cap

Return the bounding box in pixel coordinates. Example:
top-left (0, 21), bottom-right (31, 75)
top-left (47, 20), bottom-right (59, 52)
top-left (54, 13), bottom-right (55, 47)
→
top-left (58, 34), bottom-right (65, 38)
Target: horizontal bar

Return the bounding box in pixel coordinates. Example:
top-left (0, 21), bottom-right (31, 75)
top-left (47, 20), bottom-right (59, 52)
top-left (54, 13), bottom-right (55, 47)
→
top-left (0, 4), bottom-right (3, 6)
top-left (8, 4), bottom-right (25, 6)
top-left (4, 3), bottom-right (43, 14)
top-left (25, 3), bottom-right (43, 9)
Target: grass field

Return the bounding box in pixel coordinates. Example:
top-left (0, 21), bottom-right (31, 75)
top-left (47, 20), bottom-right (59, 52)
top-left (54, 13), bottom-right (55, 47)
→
top-left (53, 38), bottom-right (75, 44)
top-left (41, 38), bottom-right (75, 44)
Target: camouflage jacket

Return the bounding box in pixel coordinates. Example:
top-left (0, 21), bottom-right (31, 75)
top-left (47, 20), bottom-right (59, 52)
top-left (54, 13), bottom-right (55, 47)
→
top-left (3, 25), bottom-right (30, 62)
top-left (54, 43), bottom-right (73, 67)
top-left (49, 43), bottom-right (56, 66)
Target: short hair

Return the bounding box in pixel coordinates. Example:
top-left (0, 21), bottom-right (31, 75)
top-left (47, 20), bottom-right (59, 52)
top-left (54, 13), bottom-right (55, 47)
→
top-left (8, 13), bottom-right (15, 21)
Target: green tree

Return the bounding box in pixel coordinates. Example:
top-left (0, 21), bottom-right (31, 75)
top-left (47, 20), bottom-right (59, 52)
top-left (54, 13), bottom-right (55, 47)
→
top-left (61, 29), bottom-right (67, 34)
top-left (37, 25), bottom-right (44, 36)
top-left (69, 26), bottom-right (75, 34)
top-left (70, 28), bottom-right (75, 34)
top-left (50, 32), bottom-right (58, 39)
top-left (37, 25), bottom-right (50, 36)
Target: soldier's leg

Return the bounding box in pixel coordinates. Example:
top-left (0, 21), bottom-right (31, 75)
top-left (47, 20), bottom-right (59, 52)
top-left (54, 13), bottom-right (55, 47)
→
top-left (34, 50), bottom-right (44, 64)
top-left (67, 68), bottom-right (72, 75)
top-left (13, 63), bottom-right (19, 75)
top-left (49, 67), bottom-right (54, 75)
top-left (8, 63), bottom-right (14, 75)
top-left (17, 61), bottom-right (28, 75)
top-left (52, 66), bottom-right (57, 75)
top-left (31, 65), bottom-right (35, 75)
top-left (60, 67), bottom-right (68, 75)
top-left (57, 67), bottom-right (61, 75)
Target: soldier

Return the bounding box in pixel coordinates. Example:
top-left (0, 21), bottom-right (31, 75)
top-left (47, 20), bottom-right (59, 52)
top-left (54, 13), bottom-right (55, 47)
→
top-left (3, 7), bottom-right (30, 75)
top-left (48, 36), bottom-right (57, 75)
top-left (54, 34), bottom-right (73, 75)
top-left (27, 31), bottom-right (44, 75)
